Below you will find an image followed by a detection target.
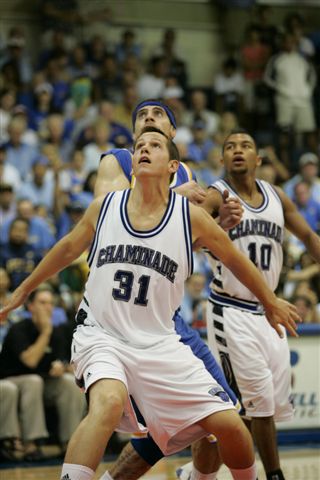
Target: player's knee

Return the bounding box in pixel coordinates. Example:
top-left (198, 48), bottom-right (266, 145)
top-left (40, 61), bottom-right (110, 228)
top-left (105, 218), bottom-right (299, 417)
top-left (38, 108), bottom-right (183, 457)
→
top-left (89, 387), bottom-right (125, 422)
top-left (209, 410), bottom-right (247, 440)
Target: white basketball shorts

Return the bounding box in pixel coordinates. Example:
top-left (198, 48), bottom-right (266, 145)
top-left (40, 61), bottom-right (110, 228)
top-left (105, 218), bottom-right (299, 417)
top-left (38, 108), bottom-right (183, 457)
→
top-left (71, 320), bottom-right (235, 455)
top-left (206, 300), bottom-right (294, 422)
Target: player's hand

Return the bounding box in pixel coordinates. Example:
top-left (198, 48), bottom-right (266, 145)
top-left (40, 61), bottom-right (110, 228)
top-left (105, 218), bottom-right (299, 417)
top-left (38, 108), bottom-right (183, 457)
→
top-left (0, 286), bottom-right (29, 321)
top-left (219, 190), bottom-right (243, 231)
top-left (265, 298), bottom-right (301, 338)
top-left (174, 181), bottom-right (207, 205)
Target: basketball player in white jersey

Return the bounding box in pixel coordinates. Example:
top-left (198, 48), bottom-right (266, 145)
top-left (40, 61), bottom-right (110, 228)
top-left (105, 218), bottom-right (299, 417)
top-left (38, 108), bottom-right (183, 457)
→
top-left (177, 129), bottom-right (320, 480)
top-left (94, 100), bottom-right (244, 480)
top-left (0, 128), bottom-right (300, 480)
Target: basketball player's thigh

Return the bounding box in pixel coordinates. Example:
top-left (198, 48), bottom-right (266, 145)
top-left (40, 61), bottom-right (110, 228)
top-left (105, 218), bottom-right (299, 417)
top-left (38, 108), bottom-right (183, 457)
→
top-left (209, 306), bottom-right (276, 416)
top-left (72, 325), bottom-right (128, 391)
top-left (269, 329), bottom-right (293, 422)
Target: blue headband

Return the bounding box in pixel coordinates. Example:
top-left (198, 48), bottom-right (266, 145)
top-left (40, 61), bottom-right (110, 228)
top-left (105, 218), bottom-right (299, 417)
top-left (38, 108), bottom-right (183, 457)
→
top-left (132, 100), bottom-right (177, 130)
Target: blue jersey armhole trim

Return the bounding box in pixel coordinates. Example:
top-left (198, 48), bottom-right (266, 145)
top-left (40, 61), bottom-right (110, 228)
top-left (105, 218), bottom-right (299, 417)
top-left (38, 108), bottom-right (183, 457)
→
top-left (87, 192), bottom-right (115, 267)
top-left (182, 197), bottom-right (193, 276)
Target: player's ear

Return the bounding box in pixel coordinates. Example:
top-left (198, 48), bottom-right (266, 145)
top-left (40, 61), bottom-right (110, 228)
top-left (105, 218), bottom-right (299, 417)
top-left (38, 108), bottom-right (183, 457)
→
top-left (168, 159), bottom-right (179, 174)
top-left (256, 155), bottom-right (262, 167)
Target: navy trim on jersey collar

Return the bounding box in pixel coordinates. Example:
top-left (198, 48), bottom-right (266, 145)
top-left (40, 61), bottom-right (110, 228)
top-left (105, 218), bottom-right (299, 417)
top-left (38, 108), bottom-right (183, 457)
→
top-left (219, 179), bottom-right (269, 213)
top-left (120, 189), bottom-right (176, 238)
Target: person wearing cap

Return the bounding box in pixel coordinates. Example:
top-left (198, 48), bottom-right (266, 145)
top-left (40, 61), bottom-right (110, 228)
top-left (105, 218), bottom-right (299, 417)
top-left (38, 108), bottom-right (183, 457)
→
top-left (283, 152), bottom-right (320, 204)
top-left (17, 155), bottom-right (55, 211)
top-left (29, 83), bottom-right (54, 132)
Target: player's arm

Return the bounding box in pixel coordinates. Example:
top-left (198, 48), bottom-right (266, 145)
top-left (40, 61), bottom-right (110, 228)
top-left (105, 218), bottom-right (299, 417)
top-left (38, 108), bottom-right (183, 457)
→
top-left (94, 154), bottom-right (130, 197)
top-left (200, 187), bottom-right (243, 230)
top-left (0, 197), bottom-right (105, 318)
top-left (275, 186), bottom-right (320, 263)
top-left (173, 180), bottom-right (207, 205)
top-left (190, 204), bottom-right (300, 337)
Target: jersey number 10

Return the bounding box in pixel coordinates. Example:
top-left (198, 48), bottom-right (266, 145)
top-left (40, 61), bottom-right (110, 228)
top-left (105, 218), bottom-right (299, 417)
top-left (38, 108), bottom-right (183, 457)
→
top-left (247, 243), bottom-right (272, 270)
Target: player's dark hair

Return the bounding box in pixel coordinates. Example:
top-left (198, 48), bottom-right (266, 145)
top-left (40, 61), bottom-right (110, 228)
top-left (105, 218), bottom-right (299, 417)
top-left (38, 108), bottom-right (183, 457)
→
top-left (222, 128), bottom-right (257, 152)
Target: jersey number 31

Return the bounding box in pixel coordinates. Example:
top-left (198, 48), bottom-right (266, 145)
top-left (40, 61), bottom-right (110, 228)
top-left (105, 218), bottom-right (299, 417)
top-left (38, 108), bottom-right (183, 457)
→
top-left (112, 269), bottom-right (150, 306)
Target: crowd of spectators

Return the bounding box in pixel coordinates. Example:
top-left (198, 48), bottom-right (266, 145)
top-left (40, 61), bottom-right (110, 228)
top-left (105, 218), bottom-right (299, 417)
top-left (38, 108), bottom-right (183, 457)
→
top-left (0, 2), bottom-right (319, 462)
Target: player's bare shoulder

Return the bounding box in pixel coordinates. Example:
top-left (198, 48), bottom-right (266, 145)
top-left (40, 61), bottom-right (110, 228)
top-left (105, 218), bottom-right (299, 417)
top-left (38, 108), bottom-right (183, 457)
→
top-left (99, 152), bottom-right (126, 177)
top-left (83, 195), bottom-right (107, 230)
top-left (189, 201), bottom-right (219, 245)
top-left (95, 152), bottom-right (131, 197)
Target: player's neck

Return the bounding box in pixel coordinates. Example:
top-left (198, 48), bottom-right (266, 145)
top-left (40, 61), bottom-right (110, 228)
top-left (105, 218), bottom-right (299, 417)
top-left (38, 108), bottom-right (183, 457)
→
top-left (129, 180), bottom-right (169, 214)
top-left (227, 175), bottom-right (257, 198)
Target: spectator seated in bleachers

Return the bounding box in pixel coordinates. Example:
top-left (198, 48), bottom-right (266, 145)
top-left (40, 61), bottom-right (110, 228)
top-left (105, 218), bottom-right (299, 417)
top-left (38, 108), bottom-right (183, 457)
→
top-left (1, 198), bottom-right (55, 254)
top-left (4, 116), bottom-right (39, 180)
top-left (0, 285), bottom-right (86, 460)
top-left (0, 87), bottom-right (17, 143)
top-left (0, 183), bottom-right (16, 225)
top-left (82, 117), bottom-right (113, 174)
top-left (183, 89), bottom-right (220, 137)
top-left (28, 82), bottom-right (56, 133)
top-left (186, 118), bottom-right (216, 167)
top-left (0, 142), bottom-right (22, 193)
top-left (283, 152), bottom-right (320, 203)
top-left (18, 155), bottom-right (55, 212)
top-left (115, 29), bottom-right (142, 65)
top-left (0, 217), bottom-right (42, 291)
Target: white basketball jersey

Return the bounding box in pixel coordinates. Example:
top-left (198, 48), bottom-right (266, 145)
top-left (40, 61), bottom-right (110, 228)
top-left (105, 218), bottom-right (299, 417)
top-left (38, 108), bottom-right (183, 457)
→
top-left (207, 179), bottom-right (284, 304)
top-left (83, 189), bottom-right (193, 347)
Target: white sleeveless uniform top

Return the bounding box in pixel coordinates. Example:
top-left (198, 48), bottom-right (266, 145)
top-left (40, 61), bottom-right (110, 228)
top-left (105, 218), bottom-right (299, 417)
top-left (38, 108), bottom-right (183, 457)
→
top-left (84, 189), bottom-right (193, 347)
top-left (207, 179), bottom-right (284, 310)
